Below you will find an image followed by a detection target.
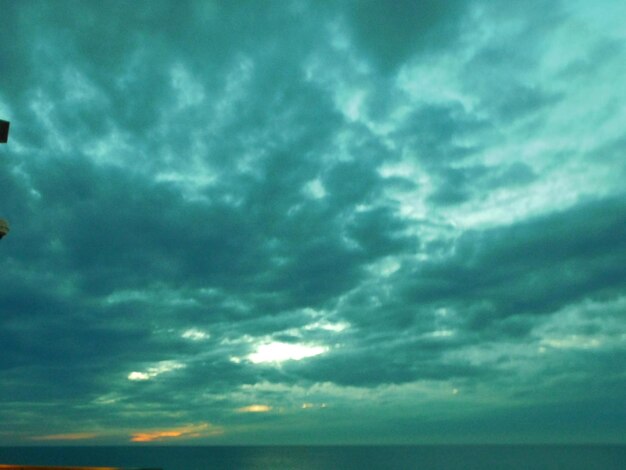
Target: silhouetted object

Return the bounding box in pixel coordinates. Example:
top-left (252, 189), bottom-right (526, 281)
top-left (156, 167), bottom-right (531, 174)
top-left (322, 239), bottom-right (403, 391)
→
top-left (0, 219), bottom-right (9, 239)
top-left (1, 122), bottom-right (11, 239)
top-left (0, 120), bottom-right (9, 143)
top-left (1, 121), bottom-right (11, 240)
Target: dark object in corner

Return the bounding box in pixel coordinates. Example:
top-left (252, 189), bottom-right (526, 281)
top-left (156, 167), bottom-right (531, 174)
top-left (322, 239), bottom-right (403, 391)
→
top-left (0, 219), bottom-right (8, 239)
top-left (0, 119), bottom-right (9, 143)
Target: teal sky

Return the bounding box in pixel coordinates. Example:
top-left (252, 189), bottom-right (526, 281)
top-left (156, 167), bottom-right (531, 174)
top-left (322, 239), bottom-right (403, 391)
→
top-left (1, 0), bottom-right (625, 445)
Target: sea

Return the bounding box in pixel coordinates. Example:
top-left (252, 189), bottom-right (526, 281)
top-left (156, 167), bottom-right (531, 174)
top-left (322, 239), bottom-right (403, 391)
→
top-left (0, 445), bottom-right (624, 470)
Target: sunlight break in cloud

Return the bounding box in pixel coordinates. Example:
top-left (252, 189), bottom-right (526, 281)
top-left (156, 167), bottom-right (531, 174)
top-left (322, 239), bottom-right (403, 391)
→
top-left (302, 403), bottom-right (327, 409)
top-left (127, 360), bottom-right (185, 381)
top-left (182, 327), bottom-right (209, 341)
top-left (304, 320), bottom-right (350, 332)
top-left (130, 423), bottom-right (221, 442)
top-left (247, 342), bottom-right (329, 364)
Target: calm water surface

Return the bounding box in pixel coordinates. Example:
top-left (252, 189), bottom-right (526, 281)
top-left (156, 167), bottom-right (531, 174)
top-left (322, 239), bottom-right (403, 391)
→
top-left (1, 445), bottom-right (624, 470)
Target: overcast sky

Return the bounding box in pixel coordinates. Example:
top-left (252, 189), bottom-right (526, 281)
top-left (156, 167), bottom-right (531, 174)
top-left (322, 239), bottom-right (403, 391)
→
top-left (1, 0), bottom-right (625, 445)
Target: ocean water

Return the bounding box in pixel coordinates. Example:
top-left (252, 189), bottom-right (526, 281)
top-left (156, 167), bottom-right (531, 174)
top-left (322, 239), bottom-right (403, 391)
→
top-left (0, 445), bottom-right (624, 470)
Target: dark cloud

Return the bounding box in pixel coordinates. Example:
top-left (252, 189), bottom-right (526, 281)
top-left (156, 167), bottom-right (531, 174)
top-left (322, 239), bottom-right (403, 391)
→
top-left (289, 339), bottom-right (487, 387)
top-left (342, 0), bottom-right (468, 71)
top-left (428, 163), bottom-right (537, 207)
top-left (401, 196), bottom-right (626, 325)
top-left (463, 47), bottom-right (564, 123)
top-left (395, 103), bottom-right (485, 164)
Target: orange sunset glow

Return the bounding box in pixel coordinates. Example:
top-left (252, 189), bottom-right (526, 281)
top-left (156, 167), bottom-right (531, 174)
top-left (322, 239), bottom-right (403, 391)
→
top-left (130, 423), bottom-right (221, 443)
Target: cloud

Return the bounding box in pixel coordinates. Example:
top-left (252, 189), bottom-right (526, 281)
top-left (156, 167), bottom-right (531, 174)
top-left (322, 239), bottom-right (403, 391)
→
top-left (31, 432), bottom-right (99, 442)
top-left (341, 0), bottom-right (469, 71)
top-left (400, 196), bottom-right (626, 324)
top-left (130, 423), bottom-right (221, 442)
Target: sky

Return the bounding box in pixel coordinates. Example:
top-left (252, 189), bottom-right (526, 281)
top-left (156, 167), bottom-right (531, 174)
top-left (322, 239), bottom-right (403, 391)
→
top-left (0, 0), bottom-right (625, 446)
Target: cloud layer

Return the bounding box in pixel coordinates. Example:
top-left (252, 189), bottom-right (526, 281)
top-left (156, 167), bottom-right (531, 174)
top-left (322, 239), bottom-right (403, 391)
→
top-left (1, 0), bottom-right (625, 444)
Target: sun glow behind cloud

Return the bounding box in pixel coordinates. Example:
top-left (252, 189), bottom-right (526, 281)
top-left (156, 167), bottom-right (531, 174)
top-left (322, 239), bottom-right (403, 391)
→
top-left (237, 404), bottom-right (272, 413)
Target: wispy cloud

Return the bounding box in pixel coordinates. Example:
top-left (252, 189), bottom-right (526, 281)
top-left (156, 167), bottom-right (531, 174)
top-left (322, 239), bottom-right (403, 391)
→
top-left (31, 432), bottom-right (99, 441)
